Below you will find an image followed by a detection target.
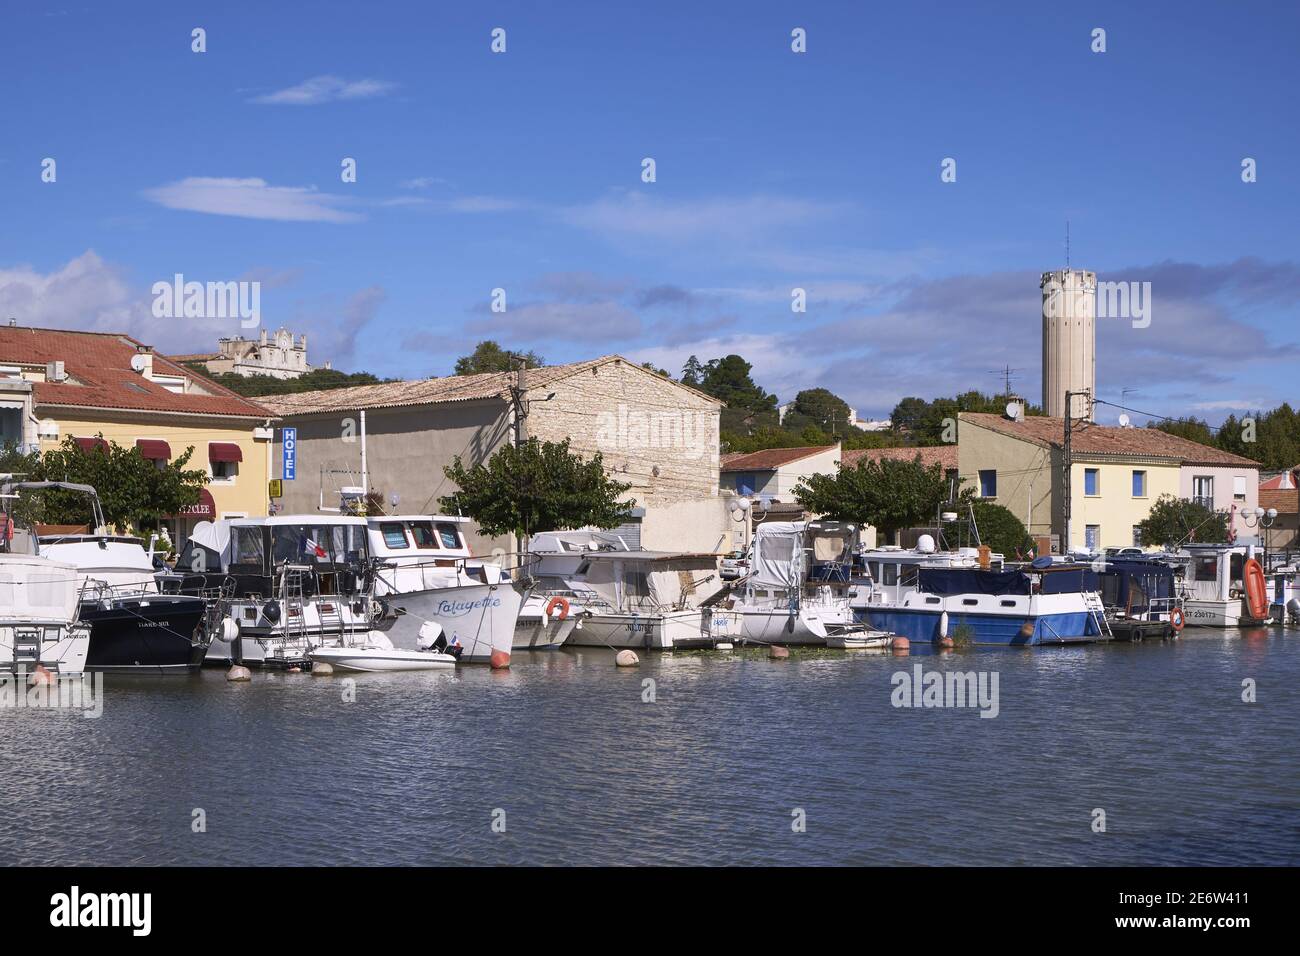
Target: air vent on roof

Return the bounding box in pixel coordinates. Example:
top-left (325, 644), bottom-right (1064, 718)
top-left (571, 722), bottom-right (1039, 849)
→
top-left (46, 361), bottom-right (66, 382)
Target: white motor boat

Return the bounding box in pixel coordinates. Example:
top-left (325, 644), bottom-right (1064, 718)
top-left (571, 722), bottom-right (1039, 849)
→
top-left (728, 521), bottom-right (859, 645)
top-left (513, 591), bottom-right (578, 649)
top-left (1168, 545), bottom-right (1271, 627)
top-left (527, 531), bottom-right (735, 650)
top-left (308, 642), bottom-right (456, 672)
top-left (825, 630), bottom-right (894, 649)
top-left (0, 553), bottom-right (92, 676)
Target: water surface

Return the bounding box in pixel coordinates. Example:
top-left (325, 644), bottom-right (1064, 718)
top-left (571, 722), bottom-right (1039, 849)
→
top-left (2, 629), bottom-right (1296, 865)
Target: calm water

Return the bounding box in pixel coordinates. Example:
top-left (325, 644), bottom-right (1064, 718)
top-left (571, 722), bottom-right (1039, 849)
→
top-left (2, 630), bottom-right (1298, 866)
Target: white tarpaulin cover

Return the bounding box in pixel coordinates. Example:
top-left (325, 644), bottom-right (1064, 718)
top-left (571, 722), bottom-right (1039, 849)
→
top-left (748, 521), bottom-right (805, 590)
top-left (0, 555), bottom-right (80, 622)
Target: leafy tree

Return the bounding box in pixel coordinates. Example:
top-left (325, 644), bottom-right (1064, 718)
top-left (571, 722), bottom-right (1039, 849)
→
top-left (641, 361), bottom-right (671, 377)
top-left (969, 500), bottom-right (1034, 558)
top-left (439, 438), bottom-right (634, 539)
top-left (184, 365), bottom-right (391, 397)
top-left (453, 340), bottom-right (544, 376)
top-left (1152, 417), bottom-right (1215, 446)
top-left (681, 355), bottom-right (705, 387)
top-left (693, 354), bottom-right (779, 434)
top-left (783, 387), bottom-right (853, 434)
top-left (794, 455), bottom-right (951, 544)
top-left (1136, 493), bottom-right (1230, 548)
top-left (0, 437), bottom-right (208, 532)
top-left (890, 391), bottom-right (1044, 445)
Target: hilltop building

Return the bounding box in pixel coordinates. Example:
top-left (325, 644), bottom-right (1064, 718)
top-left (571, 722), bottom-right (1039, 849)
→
top-left (175, 327), bottom-right (325, 379)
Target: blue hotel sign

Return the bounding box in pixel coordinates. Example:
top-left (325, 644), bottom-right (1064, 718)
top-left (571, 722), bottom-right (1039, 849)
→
top-left (282, 427), bottom-right (297, 480)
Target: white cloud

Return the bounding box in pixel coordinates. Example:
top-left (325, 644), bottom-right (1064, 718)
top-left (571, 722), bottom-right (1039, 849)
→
top-left (143, 177), bottom-right (361, 223)
top-left (560, 191), bottom-right (845, 242)
top-left (250, 75), bottom-right (398, 105)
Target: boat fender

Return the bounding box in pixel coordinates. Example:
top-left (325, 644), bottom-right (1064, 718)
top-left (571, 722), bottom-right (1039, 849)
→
top-left (938, 610), bottom-right (949, 639)
top-left (615, 649), bottom-right (640, 667)
top-left (1169, 606), bottom-right (1185, 632)
top-left (891, 636), bottom-right (910, 654)
top-left (490, 649), bottom-right (511, 669)
top-left (262, 600), bottom-right (281, 624)
top-left (219, 618), bottom-right (239, 643)
top-left (544, 595), bottom-right (571, 621)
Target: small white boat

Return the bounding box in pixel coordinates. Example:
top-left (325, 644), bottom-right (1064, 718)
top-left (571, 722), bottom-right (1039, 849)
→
top-left (825, 629), bottom-right (894, 650)
top-left (308, 643), bottom-right (456, 672)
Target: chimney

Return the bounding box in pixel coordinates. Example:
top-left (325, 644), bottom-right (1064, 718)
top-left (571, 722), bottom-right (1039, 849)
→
top-left (133, 344), bottom-right (154, 378)
top-left (1004, 396), bottom-right (1025, 421)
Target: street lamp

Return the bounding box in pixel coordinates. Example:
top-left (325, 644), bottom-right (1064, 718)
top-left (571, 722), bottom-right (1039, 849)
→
top-left (1240, 506), bottom-right (1279, 563)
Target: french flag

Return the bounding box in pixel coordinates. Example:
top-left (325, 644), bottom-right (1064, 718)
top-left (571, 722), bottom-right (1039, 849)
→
top-left (304, 538), bottom-right (327, 558)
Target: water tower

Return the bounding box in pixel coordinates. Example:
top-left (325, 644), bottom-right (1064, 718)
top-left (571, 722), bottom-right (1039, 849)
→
top-left (1040, 268), bottom-right (1096, 420)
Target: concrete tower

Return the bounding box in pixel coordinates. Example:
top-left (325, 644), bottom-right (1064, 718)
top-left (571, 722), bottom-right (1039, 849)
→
top-left (1040, 268), bottom-right (1096, 420)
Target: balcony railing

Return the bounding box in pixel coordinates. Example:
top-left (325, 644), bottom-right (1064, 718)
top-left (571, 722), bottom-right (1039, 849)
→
top-left (1191, 495), bottom-right (1216, 510)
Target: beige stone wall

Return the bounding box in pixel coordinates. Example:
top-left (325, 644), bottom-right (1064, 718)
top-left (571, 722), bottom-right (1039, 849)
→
top-left (525, 359), bottom-right (721, 505)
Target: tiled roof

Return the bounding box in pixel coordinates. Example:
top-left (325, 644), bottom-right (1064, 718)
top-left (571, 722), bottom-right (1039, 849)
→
top-left (719, 445), bottom-right (838, 472)
top-left (960, 413), bottom-right (1260, 468)
top-left (1259, 469), bottom-right (1299, 491)
top-left (260, 355), bottom-right (722, 416)
top-left (0, 326), bottom-right (273, 419)
top-left (841, 445), bottom-right (958, 470)
top-left (1260, 488), bottom-right (1299, 514)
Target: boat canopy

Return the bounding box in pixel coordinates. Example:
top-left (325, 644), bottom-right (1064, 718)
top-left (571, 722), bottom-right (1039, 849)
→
top-left (918, 567), bottom-right (1031, 596)
top-left (1097, 559), bottom-right (1176, 612)
top-left (749, 521), bottom-right (806, 590)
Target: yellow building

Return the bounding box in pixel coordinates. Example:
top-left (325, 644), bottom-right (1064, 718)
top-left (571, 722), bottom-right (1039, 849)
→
top-left (0, 324), bottom-right (275, 543)
top-left (959, 410), bottom-right (1257, 553)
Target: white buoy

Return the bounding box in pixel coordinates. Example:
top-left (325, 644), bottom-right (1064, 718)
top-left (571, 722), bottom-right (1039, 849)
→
top-left (29, 664), bottom-right (55, 687)
top-left (769, 645), bottom-right (790, 660)
top-left (715, 641), bottom-right (734, 651)
top-left (938, 610), bottom-right (949, 639)
top-left (226, 665), bottom-right (252, 682)
top-left (615, 649), bottom-right (640, 667)
top-left (312, 661), bottom-right (334, 675)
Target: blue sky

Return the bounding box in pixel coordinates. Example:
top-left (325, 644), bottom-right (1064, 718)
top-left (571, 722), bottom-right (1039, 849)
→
top-left (2, 0), bottom-right (1298, 424)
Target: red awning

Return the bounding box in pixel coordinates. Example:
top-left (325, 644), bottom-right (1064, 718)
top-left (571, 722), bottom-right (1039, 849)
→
top-left (74, 437), bottom-right (109, 454)
top-left (167, 487), bottom-right (216, 520)
top-left (136, 439), bottom-right (172, 460)
top-left (208, 442), bottom-right (243, 463)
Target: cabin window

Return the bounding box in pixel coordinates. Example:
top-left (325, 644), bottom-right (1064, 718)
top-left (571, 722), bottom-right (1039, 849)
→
top-left (900, 564), bottom-right (919, 584)
top-left (232, 527), bottom-right (264, 567)
top-left (409, 522), bottom-right (439, 549)
top-left (1132, 470), bottom-right (1146, 497)
top-left (380, 523), bottom-right (408, 549)
top-left (1084, 469), bottom-right (1099, 496)
top-left (979, 470), bottom-right (997, 497)
top-left (1230, 553), bottom-right (1244, 582)
top-left (1194, 556), bottom-right (1218, 582)
top-left (962, 598), bottom-right (978, 606)
top-left (881, 563), bottom-right (899, 586)
top-left (869, 562), bottom-right (881, 581)
top-left (1000, 599), bottom-right (1017, 607)
top-left (436, 523), bottom-right (463, 549)
top-left (925, 596), bottom-right (941, 605)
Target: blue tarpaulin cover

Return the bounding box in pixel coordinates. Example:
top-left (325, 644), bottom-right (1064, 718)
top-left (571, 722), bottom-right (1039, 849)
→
top-left (917, 567), bottom-right (1031, 596)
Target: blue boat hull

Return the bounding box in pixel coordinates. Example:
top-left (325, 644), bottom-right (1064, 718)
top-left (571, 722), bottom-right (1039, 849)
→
top-left (858, 608), bottom-right (1102, 646)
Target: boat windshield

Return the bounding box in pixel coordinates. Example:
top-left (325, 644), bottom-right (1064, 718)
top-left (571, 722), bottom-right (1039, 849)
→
top-left (271, 524), bottom-right (368, 565)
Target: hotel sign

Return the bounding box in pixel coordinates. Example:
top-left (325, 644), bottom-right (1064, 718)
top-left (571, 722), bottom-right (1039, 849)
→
top-left (282, 427), bottom-right (297, 480)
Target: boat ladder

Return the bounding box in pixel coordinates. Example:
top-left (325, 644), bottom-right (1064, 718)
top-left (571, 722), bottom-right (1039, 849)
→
top-left (280, 570), bottom-right (310, 653)
top-left (1082, 592), bottom-right (1112, 639)
top-left (12, 626), bottom-right (42, 669)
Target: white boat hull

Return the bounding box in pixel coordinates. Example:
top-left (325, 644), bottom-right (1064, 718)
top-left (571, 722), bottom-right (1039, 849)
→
top-left (565, 608), bottom-right (738, 650)
top-left (377, 581), bottom-right (523, 663)
top-left (1183, 598), bottom-right (1251, 628)
top-left (308, 645), bottom-right (456, 672)
top-left (0, 623), bottom-right (92, 675)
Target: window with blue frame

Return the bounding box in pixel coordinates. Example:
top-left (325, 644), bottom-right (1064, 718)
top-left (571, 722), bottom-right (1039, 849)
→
top-left (1132, 470), bottom-right (1146, 497)
top-left (979, 470), bottom-right (997, 497)
top-left (734, 472), bottom-right (757, 496)
top-left (1084, 468), bottom-right (1099, 495)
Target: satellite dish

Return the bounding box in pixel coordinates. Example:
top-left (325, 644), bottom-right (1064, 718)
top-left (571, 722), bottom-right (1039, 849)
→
top-left (1005, 402), bottom-right (1021, 421)
top-left (129, 354), bottom-right (149, 373)
top-left (1118, 413), bottom-right (1131, 428)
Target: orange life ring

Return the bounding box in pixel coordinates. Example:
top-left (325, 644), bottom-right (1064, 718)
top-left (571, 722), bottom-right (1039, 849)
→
top-left (1169, 606), bottom-right (1185, 632)
top-left (1243, 558), bottom-right (1268, 621)
top-left (544, 596), bottom-right (570, 620)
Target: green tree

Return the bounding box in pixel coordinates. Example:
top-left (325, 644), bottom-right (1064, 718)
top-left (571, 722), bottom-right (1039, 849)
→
top-left (0, 437), bottom-right (209, 532)
top-left (695, 354), bottom-right (779, 434)
top-left (969, 499), bottom-right (1034, 557)
top-left (439, 438), bottom-right (634, 539)
top-left (794, 455), bottom-right (951, 544)
top-left (1136, 493), bottom-right (1230, 548)
top-left (1153, 417), bottom-right (1215, 446)
top-left (192, 366), bottom-right (392, 397)
top-left (453, 340), bottom-right (545, 376)
top-left (681, 355), bottom-right (705, 388)
top-left (784, 387), bottom-right (853, 434)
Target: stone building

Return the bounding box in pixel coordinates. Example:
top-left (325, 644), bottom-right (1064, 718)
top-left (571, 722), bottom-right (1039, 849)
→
top-left (175, 327), bottom-right (323, 379)
top-left (262, 355), bottom-right (731, 556)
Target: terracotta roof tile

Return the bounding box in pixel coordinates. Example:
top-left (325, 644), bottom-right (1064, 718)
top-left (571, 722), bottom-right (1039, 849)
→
top-left (1260, 488), bottom-right (1299, 514)
top-left (0, 326), bottom-right (273, 419)
top-left (841, 445), bottom-right (958, 470)
top-left (960, 412), bottom-right (1260, 468)
top-left (719, 445), bottom-right (838, 471)
top-left (260, 355), bottom-right (722, 416)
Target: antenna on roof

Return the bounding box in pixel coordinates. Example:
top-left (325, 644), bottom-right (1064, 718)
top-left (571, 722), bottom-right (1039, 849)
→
top-left (1065, 220), bottom-right (1071, 270)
